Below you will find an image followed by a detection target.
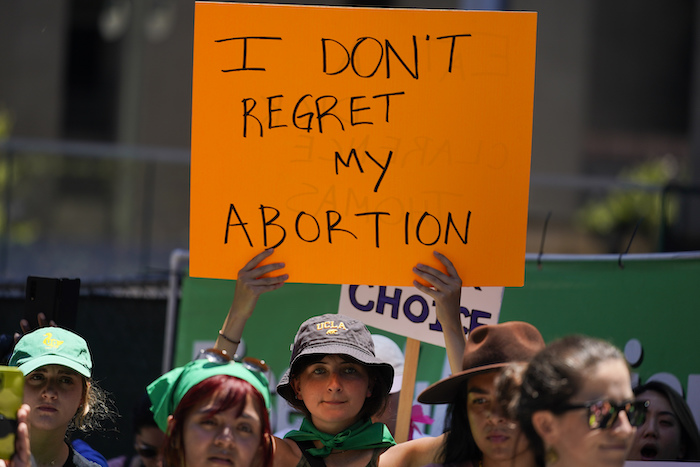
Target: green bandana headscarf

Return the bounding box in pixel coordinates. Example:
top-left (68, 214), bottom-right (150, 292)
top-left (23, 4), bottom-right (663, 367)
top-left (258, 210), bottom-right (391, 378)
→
top-left (147, 359), bottom-right (270, 432)
top-left (284, 418), bottom-right (396, 458)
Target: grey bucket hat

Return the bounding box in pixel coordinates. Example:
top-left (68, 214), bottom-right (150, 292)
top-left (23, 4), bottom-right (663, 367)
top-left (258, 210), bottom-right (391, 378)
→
top-left (276, 313), bottom-right (394, 403)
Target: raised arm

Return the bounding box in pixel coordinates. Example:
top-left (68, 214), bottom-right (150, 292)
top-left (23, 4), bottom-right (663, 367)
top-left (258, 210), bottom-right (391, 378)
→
top-left (378, 433), bottom-right (446, 467)
top-left (412, 251), bottom-right (465, 374)
top-left (215, 249), bottom-right (288, 355)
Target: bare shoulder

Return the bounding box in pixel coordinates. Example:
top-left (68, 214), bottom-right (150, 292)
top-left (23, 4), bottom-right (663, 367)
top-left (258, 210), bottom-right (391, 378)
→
top-left (378, 434), bottom-right (445, 467)
top-left (272, 436), bottom-right (302, 467)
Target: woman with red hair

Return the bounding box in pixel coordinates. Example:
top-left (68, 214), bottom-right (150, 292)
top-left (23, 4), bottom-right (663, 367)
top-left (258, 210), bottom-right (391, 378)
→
top-left (147, 352), bottom-right (274, 467)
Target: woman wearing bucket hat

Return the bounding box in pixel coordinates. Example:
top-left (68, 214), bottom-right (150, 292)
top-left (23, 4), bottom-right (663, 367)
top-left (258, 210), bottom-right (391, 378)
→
top-left (219, 248), bottom-right (397, 466)
top-left (380, 321), bottom-right (545, 467)
top-left (216, 250), bottom-right (395, 467)
top-left (498, 335), bottom-right (645, 467)
top-left (220, 305), bottom-right (397, 466)
top-left (215, 249), bottom-right (476, 467)
top-left (271, 313), bottom-right (397, 466)
top-left (147, 351), bottom-right (274, 467)
top-left (9, 327), bottom-right (113, 467)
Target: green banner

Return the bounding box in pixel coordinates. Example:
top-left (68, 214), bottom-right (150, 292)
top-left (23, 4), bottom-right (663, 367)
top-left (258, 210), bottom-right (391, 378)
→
top-left (502, 254), bottom-right (700, 396)
top-left (176, 253), bottom-right (700, 433)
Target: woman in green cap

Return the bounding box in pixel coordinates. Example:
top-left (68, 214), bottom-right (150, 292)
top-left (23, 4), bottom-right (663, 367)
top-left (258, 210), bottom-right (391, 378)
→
top-left (147, 352), bottom-right (274, 467)
top-left (9, 327), bottom-right (112, 467)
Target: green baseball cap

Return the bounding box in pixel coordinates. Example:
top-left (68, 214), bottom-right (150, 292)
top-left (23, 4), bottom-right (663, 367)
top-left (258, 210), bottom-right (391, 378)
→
top-left (147, 358), bottom-right (271, 432)
top-left (9, 327), bottom-right (92, 378)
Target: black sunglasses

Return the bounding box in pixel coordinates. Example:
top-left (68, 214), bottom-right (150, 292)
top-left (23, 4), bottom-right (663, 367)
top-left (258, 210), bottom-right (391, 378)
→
top-left (134, 443), bottom-right (160, 459)
top-left (556, 398), bottom-right (649, 429)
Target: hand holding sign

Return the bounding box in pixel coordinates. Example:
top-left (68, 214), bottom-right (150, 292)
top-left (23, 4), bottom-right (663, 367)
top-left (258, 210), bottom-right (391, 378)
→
top-left (393, 251), bottom-right (465, 443)
top-left (412, 251), bottom-right (466, 373)
top-left (234, 249), bottom-right (288, 311)
top-left (215, 249), bottom-right (289, 355)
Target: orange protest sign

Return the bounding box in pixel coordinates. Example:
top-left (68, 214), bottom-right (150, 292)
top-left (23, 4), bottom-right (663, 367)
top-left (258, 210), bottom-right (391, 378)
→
top-left (190, 2), bottom-right (537, 286)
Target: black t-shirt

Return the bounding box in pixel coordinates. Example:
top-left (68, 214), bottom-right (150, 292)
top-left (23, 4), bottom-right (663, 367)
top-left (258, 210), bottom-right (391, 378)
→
top-left (63, 445), bottom-right (102, 467)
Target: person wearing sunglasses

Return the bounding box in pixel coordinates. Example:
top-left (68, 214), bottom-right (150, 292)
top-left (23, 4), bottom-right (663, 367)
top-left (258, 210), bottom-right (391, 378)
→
top-left (147, 350), bottom-right (274, 467)
top-left (627, 380), bottom-right (700, 461)
top-left (9, 327), bottom-right (114, 467)
top-left (498, 334), bottom-right (646, 467)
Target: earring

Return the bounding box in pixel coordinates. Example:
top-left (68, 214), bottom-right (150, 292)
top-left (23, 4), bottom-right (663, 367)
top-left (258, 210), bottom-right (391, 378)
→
top-left (545, 446), bottom-right (559, 465)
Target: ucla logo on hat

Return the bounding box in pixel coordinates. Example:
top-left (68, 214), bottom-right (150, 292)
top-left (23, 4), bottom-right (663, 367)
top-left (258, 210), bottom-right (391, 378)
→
top-left (42, 332), bottom-right (64, 350)
top-left (316, 321), bottom-right (347, 335)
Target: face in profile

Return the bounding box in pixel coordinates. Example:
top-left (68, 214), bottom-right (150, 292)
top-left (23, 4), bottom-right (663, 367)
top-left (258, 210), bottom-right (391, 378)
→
top-left (135, 425), bottom-right (166, 467)
top-left (628, 389), bottom-right (684, 461)
top-left (535, 358), bottom-right (636, 467)
top-left (181, 393), bottom-right (264, 467)
top-left (466, 371), bottom-right (531, 463)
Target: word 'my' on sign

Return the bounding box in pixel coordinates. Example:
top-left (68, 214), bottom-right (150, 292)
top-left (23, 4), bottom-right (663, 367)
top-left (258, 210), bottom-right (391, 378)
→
top-left (190, 3), bottom-right (537, 286)
top-left (338, 285), bottom-right (503, 346)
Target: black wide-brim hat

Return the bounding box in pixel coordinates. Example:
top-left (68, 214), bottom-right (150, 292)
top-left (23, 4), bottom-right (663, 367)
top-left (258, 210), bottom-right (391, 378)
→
top-left (277, 313), bottom-right (394, 404)
top-left (418, 321), bottom-right (545, 404)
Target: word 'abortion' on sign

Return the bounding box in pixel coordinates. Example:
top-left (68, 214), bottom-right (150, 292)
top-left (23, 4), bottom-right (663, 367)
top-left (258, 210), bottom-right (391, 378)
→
top-left (224, 203), bottom-right (472, 249)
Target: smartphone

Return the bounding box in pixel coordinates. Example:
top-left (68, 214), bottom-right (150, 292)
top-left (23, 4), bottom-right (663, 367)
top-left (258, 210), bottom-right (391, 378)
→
top-left (0, 366), bottom-right (24, 459)
top-left (24, 276), bottom-right (80, 330)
